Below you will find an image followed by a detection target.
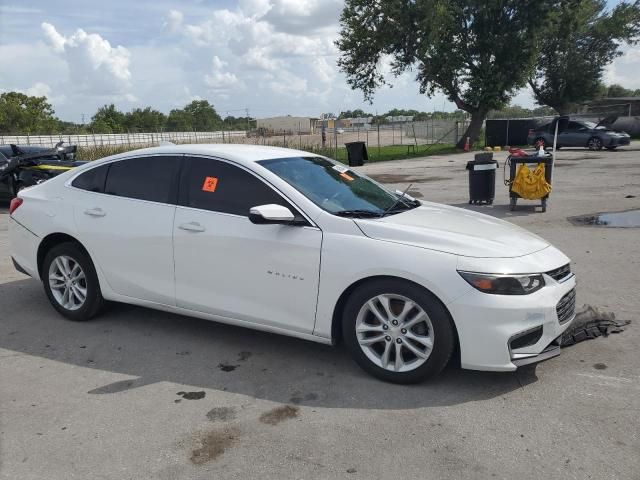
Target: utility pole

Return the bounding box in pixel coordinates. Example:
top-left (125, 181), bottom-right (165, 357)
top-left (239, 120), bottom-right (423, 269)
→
top-left (245, 108), bottom-right (250, 131)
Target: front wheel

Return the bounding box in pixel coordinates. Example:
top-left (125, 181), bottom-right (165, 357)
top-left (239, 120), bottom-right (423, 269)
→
top-left (342, 279), bottom-right (455, 383)
top-left (42, 242), bottom-right (105, 321)
top-left (587, 137), bottom-right (603, 151)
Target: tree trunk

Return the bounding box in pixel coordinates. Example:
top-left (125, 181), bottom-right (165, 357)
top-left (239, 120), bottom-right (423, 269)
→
top-left (456, 110), bottom-right (486, 149)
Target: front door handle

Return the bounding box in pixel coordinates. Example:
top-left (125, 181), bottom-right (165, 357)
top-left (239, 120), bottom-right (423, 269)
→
top-left (179, 221), bottom-right (206, 233)
top-left (84, 208), bottom-right (106, 217)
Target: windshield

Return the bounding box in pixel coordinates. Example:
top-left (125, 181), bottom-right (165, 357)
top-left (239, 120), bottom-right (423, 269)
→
top-left (583, 121), bottom-right (597, 129)
top-left (258, 156), bottom-right (417, 217)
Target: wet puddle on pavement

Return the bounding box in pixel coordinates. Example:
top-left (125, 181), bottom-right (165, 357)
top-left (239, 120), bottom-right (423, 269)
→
top-left (569, 209), bottom-right (640, 228)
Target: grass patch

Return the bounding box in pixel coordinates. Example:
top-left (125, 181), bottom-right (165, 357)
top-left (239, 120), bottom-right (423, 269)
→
top-left (318, 143), bottom-right (459, 163)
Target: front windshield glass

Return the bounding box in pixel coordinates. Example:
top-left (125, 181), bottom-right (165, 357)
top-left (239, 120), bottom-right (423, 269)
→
top-left (583, 121), bottom-right (597, 129)
top-left (258, 156), bottom-right (416, 216)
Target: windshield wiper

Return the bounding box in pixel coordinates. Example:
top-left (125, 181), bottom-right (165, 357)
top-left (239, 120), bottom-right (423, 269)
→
top-left (334, 209), bottom-right (383, 218)
top-left (382, 184), bottom-right (414, 217)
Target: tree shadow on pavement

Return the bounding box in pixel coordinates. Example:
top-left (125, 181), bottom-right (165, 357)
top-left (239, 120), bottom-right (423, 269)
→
top-left (0, 278), bottom-right (538, 410)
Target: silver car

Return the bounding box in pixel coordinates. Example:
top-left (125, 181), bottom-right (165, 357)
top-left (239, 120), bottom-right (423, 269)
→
top-left (527, 119), bottom-right (631, 151)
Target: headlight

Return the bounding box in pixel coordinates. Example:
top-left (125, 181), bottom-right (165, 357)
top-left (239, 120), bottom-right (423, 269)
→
top-left (458, 271), bottom-right (545, 295)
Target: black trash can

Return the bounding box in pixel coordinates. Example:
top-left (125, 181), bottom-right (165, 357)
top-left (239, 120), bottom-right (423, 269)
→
top-left (466, 152), bottom-right (498, 205)
top-left (345, 141), bottom-right (368, 167)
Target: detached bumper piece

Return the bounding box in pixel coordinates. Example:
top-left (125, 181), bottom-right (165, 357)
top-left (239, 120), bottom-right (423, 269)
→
top-left (512, 336), bottom-right (562, 368)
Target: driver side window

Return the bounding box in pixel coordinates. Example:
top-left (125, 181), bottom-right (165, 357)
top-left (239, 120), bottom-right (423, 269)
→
top-left (181, 156), bottom-right (300, 218)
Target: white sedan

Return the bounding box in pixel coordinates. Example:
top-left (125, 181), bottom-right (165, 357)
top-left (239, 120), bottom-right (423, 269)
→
top-left (8, 144), bottom-right (576, 383)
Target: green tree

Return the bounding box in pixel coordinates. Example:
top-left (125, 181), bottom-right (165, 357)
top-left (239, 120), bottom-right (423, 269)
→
top-left (604, 83), bottom-right (640, 97)
top-left (124, 107), bottom-right (167, 132)
top-left (166, 109), bottom-right (192, 131)
top-left (338, 109), bottom-right (373, 119)
top-left (530, 0), bottom-right (640, 114)
top-left (0, 92), bottom-right (59, 133)
top-left (90, 104), bottom-right (126, 133)
top-left (336, 0), bottom-right (553, 148)
top-left (183, 100), bottom-right (222, 131)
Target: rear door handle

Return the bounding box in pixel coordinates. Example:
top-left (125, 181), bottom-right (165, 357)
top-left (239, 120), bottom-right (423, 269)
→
top-left (84, 208), bottom-right (106, 217)
top-left (179, 221), bottom-right (206, 233)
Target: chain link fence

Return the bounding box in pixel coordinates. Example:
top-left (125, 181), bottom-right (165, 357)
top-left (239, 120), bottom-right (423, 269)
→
top-left (0, 130), bottom-right (246, 148)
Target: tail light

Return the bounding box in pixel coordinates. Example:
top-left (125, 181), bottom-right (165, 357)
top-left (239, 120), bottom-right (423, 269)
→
top-left (9, 197), bottom-right (23, 215)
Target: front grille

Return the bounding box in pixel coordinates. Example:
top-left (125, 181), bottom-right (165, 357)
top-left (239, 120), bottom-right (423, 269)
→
top-left (546, 263), bottom-right (571, 282)
top-left (556, 289), bottom-right (576, 324)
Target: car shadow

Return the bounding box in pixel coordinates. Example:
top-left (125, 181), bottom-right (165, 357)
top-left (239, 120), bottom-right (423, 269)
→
top-left (450, 202), bottom-right (545, 219)
top-left (0, 278), bottom-right (538, 409)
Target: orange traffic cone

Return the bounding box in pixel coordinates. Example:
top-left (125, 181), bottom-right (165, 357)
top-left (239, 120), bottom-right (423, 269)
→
top-left (463, 136), bottom-right (470, 152)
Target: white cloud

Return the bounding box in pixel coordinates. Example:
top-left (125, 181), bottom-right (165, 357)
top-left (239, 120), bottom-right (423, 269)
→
top-left (41, 22), bottom-right (66, 52)
top-left (604, 46), bottom-right (640, 89)
top-left (163, 9), bottom-right (184, 32)
top-left (244, 47), bottom-right (280, 71)
top-left (24, 82), bottom-right (52, 97)
top-left (41, 22), bottom-right (132, 95)
top-left (312, 57), bottom-right (335, 84)
top-left (239, 0), bottom-right (272, 18)
top-left (204, 56), bottom-right (240, 91)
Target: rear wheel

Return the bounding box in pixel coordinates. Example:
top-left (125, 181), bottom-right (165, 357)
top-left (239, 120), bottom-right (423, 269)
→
top-left (587, 137), bottom-right (603, 151)
top-left (342, 279), bottom-right (455, 383)
top-left (42, 242), bottom-right (104, 321)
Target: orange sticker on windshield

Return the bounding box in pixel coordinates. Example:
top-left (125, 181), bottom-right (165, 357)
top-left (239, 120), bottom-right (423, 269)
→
top-left (340, 172), bottom-right (354, 181)
top-left (202, 176), bottom-right (218, 192)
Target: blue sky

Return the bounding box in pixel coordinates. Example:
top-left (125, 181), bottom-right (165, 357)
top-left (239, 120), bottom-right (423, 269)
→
top-left (0, 0), bottom-right (638, 123)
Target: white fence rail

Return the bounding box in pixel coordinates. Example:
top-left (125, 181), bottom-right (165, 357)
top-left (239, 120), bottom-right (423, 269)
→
top-left (0, 131), bottom-right (247, 148)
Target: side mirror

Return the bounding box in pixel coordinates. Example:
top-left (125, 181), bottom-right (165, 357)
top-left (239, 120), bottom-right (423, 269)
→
top-left (249, 204), bottom-right (296, 225)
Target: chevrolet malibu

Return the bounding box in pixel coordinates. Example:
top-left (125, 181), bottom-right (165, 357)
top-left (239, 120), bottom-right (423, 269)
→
top-left (8, 144), bottom-right (577, 383)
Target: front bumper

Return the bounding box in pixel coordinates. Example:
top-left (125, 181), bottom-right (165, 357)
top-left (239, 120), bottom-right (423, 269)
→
top-left (608, 136), bottom-right (630, 147)
top-left (448, 271), bottom-right (577, 372)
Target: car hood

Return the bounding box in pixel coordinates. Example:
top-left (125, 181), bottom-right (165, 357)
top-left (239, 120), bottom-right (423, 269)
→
top-left (354, 203), bottom-right (550, 258)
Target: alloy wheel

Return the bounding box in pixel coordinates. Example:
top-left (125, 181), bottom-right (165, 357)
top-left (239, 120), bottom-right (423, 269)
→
top-left (48, 255), bottom-right (87, 311)
top-left (588, 138), bottom-right (602, 150)
top-left (355, 294), bottom-right (435, 372)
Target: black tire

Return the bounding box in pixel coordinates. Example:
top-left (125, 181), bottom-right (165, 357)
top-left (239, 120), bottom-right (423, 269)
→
top-left (42, 242), bottom-right (104, 321)
top-left (534, 137), bottom-right (546, 148)
top-left (587, 137), bottom-right (603, 151)
top-left (341, 278), bottom-right (455, 384)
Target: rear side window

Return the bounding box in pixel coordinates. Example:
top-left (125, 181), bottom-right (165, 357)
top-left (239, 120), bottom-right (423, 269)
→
top-left (183, 157), bottom-right (293, 216)
top-left (104, 156), bottom-right (178, 204)
top-left (72, 164), bottom-right (109, 192)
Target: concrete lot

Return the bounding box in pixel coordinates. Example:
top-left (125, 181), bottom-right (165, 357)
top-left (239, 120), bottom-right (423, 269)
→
top-left (1, 144), bottom-right (639, 480)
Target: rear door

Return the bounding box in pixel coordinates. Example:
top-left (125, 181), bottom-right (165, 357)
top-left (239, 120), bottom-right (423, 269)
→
top-left (72, 155), bottom-right (180, 305)
top-left (173, 156), bottom-right (322, 334)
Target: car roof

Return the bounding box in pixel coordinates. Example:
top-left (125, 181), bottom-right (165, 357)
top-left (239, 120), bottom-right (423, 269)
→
top-left (94, 143), bottom-right (321, 166)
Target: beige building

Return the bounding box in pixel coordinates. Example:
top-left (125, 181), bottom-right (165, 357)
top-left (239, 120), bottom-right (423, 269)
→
top-left (256, 116), bottom-right (318, 134)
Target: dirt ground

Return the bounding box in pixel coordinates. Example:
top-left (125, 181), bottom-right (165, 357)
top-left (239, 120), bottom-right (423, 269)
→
top-left (1, 143), bottom-right (639, 480)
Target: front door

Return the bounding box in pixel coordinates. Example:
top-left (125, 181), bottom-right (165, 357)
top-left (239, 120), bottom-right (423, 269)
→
top-left (173, 156), bottom-right (322, 334)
